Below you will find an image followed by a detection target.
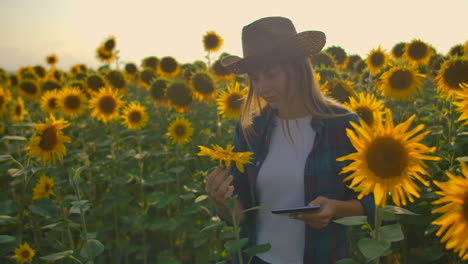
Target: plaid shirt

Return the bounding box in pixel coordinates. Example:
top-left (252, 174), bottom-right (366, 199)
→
top-left (218, 105), bottom-right (375, 264)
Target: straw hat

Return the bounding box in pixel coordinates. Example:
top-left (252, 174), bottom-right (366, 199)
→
top-left (221, 16), bottom-right (326, 74)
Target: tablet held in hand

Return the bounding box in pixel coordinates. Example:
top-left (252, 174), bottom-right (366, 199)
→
top-left (271, 205), bottom-right (321, 215)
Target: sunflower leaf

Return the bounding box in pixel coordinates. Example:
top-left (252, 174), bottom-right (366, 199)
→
top-left (243, 243), bottom-right (272, 256)
top-left (0, 235), bottom-right (15, 243)
top-left (336, 259), bottom-right (360, 264)
top-left (0, 155), bottom-right (13, 162)
top-left (80, 239), bottom-right (104, 259)
top-left (224, 238), bottom-right (248, 253)
top-left (357, 238), bottom-right (391, 261)
top-left (40, 250), bottom-right (73, 261)
top-left (383, 205), bottom-right (418, 215)
top-left (333, 216), bottom-right (368, 226)
top-left (0, 215), bottom-right (17, 225)
top-left (0, 135), bottom-right (27, 142)
top-left (380, 223), bottom-right (404, 242)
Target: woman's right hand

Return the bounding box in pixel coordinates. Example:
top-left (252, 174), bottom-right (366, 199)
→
top-left (205, 166), bottom-right (235, 205)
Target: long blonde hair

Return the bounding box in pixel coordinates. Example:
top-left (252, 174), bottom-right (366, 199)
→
top-left (240, 55), bottom-right (353, 145)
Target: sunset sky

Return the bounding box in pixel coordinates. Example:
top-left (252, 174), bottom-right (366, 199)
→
top-left (1, 0), bottom-right (467, 72)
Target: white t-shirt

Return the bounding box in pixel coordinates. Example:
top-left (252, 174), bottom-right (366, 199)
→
top-left (256, 115), bottom-right (316, 264)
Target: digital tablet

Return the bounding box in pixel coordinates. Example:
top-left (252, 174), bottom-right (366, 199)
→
top-left (271, 205), bottom-right (321, 215)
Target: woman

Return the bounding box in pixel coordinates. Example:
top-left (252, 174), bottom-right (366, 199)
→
top-left (205, 16), bottom-right (375, 264)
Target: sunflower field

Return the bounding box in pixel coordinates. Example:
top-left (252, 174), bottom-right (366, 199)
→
top-left (1, 32), bottom-right (468, 264)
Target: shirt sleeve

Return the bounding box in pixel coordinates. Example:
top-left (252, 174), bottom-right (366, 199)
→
top-left (341, 114), bottom-right (376, 225)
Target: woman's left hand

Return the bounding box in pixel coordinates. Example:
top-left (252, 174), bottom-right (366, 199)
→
top-left (289, 196), bottom-right (336, 229)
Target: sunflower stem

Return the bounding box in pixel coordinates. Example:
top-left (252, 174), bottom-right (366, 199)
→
top-left (137, 132), bottom-right (148, 264)
top-left (373, 206), bottom-right (383, 264)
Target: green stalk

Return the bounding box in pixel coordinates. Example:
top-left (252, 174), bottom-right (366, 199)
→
top-left (231, 207), bottom-right (243, 264)
top-left (137, 132), bottom-right (148, 264)
top-left (373, 206), bottom-right (383, 264)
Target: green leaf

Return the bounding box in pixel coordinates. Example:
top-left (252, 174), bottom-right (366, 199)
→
top-left (70, 200), bottom-right (90, 214)
top-left (201, 222), bottom-right (224, 232)
top-left (224, 238), bottom-right (248, 253)
top-left (195, 194), bottom-right (208, 203)
top-left (241, 205), bottom-right (264, 214)
top-left (333, 216), bottom-right (368, 226)
top-left (28, 198), bottom-right (60, 218)
top-left (169, 166), bottom-right (185, 174)
top-left (179, 193), bottom-right (196, 200)
top-left (0, 235), bottom-right (15, 243)
top-left (0, 136), bottom-right (27, 142)
top-left (0, 155), bottom-right (13, 162)
top-left (80, 239), bottom-right (104, 259)
top-left (0, 215), bottom-right (17, 225)
top-left (383, 205), bottom-right (418, 215)
top-left (243, 243), bottom-right (271, 256)
top-left (380, 223), bottom-right (404, 242)
top-left (156, 194), bottom-right (178, 208)
top-left (40, 250), bottom-right (73, 260)
top-left (357, 238), bottom-right (391, 261)
top-left (145, 173), bottom-right (175, 185)
top-left (336, 259), bottom-right (360, 264)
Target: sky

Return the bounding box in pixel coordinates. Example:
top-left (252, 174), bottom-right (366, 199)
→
top-left (1, 0), bottom-right (467, 72)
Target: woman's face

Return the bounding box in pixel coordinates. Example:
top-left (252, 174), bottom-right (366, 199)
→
top-left (249, 64), bottom-right (290, 110)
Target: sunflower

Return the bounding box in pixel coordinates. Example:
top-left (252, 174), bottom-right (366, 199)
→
top-left (337, 108), bottom-right (440, 207)
top-left (322, 79), bottom-right (357, 104)
top-left (366, 46), bottom-right (390, 75)
top-left (149, 78), bottom-right (169, 105)
top-left (435, 57), bottom-right (468, 97)
top-left (157, 57), bottom-right (181, 78)
top-left (453, 83), bottom-right (468, 125)
top-left (86, 74), bottom-right (106, 93)
top-left (166, 81), bottom-right (193, 113)
top-left (40, 90), bottom-right (61, 114)
top-left (197, 144), bottom-right (253, 173)
top-left (378, 65), bottom-right (426, 100)
top-left (17, 66), bottom-right (38, 81)
top-left (88, 87), bottom-right (125, 123)
top-left (58, 86), bottom-right (88, 118)
top-left (102, 35), bottom-right (116, 52)
top-left (27, 114), bottom-right (71, 164)
top-left (17, 79), bottom-right (41, 100)
top-left (217, 81), bottom-right (247, 119)
top-left (343, 92), bottom-right (384, 127)
top-left (41, 79), bottom-right (62, 92)
top-left (431, 160), bottom-right (468, 260)
top-left (391, 42), bottom-right (406, 60)
top-left (448, 44), bottom-right (465, 57)
top-left (325, 46), bottom-right (347, 68)
top-left (46, 54), bottom-right (58, 65)
top-left (345, 55), bottom-right (363, 73)
top-left (14, 242), bottom-right (35, 263)
top-left (211, 59), bottom-right (235, 81)
top-left (191, 72), bottom-right (216, 103)
top-left (203, 31), bottom-right (224, 52)
top-left (404, 40), bottom-right (434, 67)
top-left (124, 63), bottom-right (138, 76)
top-left (0, 87), bottom-right (12, 118)
top-left (139, 67), bottom-right (157, 89)
top-left (166, 116), bottom-right (193, 145)
top-left (33, 65), bottom-right (47, 80)
top-left (310, 52), bottom-right (336, 68)
top-left (32, 174), bottom-right (55, 200)
top-left (10, 97), bottom-right (28, 123)
top-left (315, 67), bottom-right (340, 86)
top-left (142, 56), bottom-right (159, 70)
top-left (47, 68), bottom-right (64, 83)
top-left (465, 41), bottom-right (468, 56)
top-left (105, 70), bottom-right (127, 93)
top-left (69, 64), bottom-right (87, 78)
top-left (121, 101), bottom-right (149, 130)
top-left (96, 46), bottom-right (115, 64)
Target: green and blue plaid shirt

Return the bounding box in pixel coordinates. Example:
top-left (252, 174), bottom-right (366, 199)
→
top-left (219, 105), bottom-right (375, 264)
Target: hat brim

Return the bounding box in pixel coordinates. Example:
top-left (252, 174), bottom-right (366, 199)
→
top-left (221, 30), bottom-right (326, 75)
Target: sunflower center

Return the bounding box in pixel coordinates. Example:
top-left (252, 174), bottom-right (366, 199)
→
top-left (47, 98), bottom-right (58, 109)
top-left (227, 94), bottom-right (243, 110)
top-left (98, 96), bottom-right (117, 114)
top-left (463, 192), bottom-right (468, 222)
top-left (107, 71), bottom-right (126, 89)
top-left (20, 82), bottom-right (38, 95)
top-left (39, 126), bottom-right (58, 151)
top-left (408, 42), bottom-right (428, 60)
top-left (150, 81), bottom-right (167, 100)
top-left (204, 34), bottom-right (220, 49)
top-left (355, 107), bottom-right (374, 126)
top-left (160, 58), bottom-right (177, 73)
top-left (370, 53), bottom-right (384, 67)
top-left (42, 80), bottom-right (61, 92)
top-left (21, 250), bottom-right (30, 258)
top-left (15, 105), bottom-right (22, 116)
top-left (129, 111), bottom-right (142, 123)
top-left (175, 125), bottom-right (186, 137)
top-left (64, 95), bottom-right (81, 110)
top-left (104, 39), bottom-right (116, 51)
top-left (392, 43), bottom-right (405, 58)
top-left (140, 70), bottom-right (156, 85)
top-left (330, 83), bottom-right (352, 103)
top-left (167, 83), bottom-right (192, 107)
top-left (193, 74), bottom-right (215, 94)
top-left (389, 70), bottom-right (413, 90)
top-left (44, 183), bottom-right (51, 192)
top-left (366, 137), bottom-right (408, 178)
top-left (443, 61), bottom-right (468, 90)
top-left (212, 61), bottom-right (231, 77)
top-left (87, 75), bottom-right (105, 92)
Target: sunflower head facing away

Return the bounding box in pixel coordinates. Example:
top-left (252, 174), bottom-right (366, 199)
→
top-left (448, 44), bottom-right (465, 57)
top-left (166, 81), bottom-right (193, 113)
top-left (211, 59), bottom-right (235, 80)
top-left (191, 71), bottom-right (216, 103)
top-left (203, 31), bottom-right (224, 52)
top-left (149, 78), bottom-right (169, 105)
top-left (88, 87), bottom-right (125, 123)
top-left (121, 101), bottom-right (149, 130)
top-left (142, 56), bottom-right (159, 70)
top-left (391, 42), bottom-right (406, 60)
top-left (453, 82), bottom-right (468, 125)
top-left (26, 114), bottom-right (71, 165)
top-left (336, 108), bottom-right (440, 207)
top-left (32, 174), bottom-right (55, 200)
top-left (216, 81), bottom-right (247, 120)
top-left (404, 39), bottom-right (434, 67)
top-left (432, 160), bottom-right (468, 261)
top-left (157, 57), bottom-right (181, 78)
top-left (366, 46), bottom-right (390, 75)
top-left (435, 57), bottom-right (468, 97)
top-left (58, 86), bottom-right (88, 118)
top-left (166, 116), bottom-right (194, 145)
top-left (343, 92), bottom-right (384, 127)
top-left (14, 242), bottom-right (35, 263)
top-left (378, 65), bottom-right (426, 100)
top-left (325, 46), bottom-right (347, 67)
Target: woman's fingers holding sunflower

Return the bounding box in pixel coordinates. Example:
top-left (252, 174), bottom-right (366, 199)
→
top-left (214, 175), bottom-right (233, 199)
